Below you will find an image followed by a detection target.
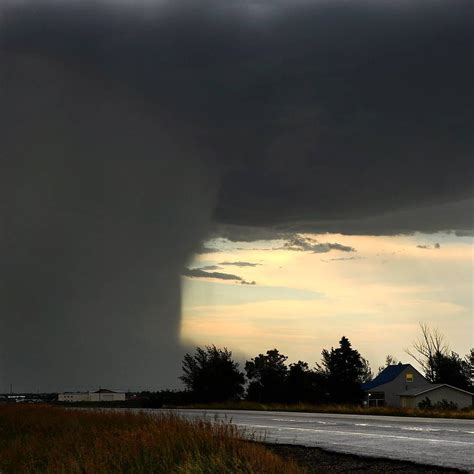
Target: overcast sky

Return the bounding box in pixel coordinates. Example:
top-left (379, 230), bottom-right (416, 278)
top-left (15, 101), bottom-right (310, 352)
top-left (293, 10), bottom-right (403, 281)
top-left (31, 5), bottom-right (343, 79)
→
top-left (0, 0), bottom-right (472, 391)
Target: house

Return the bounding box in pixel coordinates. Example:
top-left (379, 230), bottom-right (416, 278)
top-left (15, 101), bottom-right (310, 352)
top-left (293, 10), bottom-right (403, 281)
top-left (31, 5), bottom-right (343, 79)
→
top-left (362, 363), bottom-right (474, 408)
top-left (361, 363), bottom-right (430, 407)
top-left (400, 384), bottom-right (473, 409)
top-left (58, 389), bottom-right (125, 402)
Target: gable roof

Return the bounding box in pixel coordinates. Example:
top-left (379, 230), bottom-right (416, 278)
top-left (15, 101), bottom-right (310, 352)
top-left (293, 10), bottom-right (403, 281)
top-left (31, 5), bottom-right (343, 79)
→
top-left (361, 364), bottom-right (412, 391)
top-left (94, 389), bottom-right (117, 393)
top-left (399, 384), bottom-right (474, 397)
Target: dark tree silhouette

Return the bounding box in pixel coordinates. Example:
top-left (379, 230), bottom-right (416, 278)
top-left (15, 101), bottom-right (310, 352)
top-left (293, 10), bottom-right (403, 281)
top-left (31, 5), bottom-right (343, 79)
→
top-left (377, 354), bottom-right (399, 375)
top-left (406, 324), bottom-right (472, 389)
top-left (317, 336), bottom-right (372, 404)
top-left (245, 349), bottom-right (288, 402)
top-left (431, 351), bottom-right (471, 390)
top-left (465, 348), bottom-right (474, 390)
top-left (180, 346), bottom-right (245, 402)
top-left (406, 323), bottom-right (449, 382)
top-left (285, 361), bottom-right (326, 404)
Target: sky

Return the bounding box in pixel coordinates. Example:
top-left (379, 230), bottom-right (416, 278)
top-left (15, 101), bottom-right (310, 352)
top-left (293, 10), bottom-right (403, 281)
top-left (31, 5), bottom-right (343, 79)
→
top-left (0, 0), bottom-right (472, 392)
top-left (181, 231), bottom-right (473, 372)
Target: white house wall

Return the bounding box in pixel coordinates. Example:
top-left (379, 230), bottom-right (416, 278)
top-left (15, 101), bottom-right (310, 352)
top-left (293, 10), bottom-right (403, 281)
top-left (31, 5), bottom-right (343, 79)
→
top-left (368, 365), bottom-right (429, 407)
top-left (58, 392), bottom-right (125, 402)
top-left (401, 387), bottom-right (473, 409)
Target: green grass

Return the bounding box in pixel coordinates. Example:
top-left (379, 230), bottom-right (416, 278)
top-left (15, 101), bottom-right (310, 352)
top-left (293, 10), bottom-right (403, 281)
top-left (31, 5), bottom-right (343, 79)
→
top-left (0, 404), bottom-right (306, 473)
top-left (179, 400), bottom-right (474, 419)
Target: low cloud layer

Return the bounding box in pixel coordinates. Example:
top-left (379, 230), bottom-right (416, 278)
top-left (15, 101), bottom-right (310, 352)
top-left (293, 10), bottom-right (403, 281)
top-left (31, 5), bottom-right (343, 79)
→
top-left (327, 257), bottom-right (365, 262)
top-left (182, 268), bottom-right (243, 281)
top-left (197, 247), bottom-right (222, 254)
top-left (219, 261), bottom-right (262, 267)
top-left (183, 267), bottom-right (256, 286)
top-left (283, 236), bottom-right (356, 253)
top-left (417, 243), bottom-right (441, 250)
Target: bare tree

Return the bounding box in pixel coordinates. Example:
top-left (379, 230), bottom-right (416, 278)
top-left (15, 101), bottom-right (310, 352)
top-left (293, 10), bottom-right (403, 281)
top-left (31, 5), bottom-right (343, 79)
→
top-left (405, 323), bottom-right (450, 382)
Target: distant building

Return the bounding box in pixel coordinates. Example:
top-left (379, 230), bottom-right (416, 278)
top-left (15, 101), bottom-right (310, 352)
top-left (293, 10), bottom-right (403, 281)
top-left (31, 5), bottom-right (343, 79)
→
top-left (400, 384), bottom-right (473, 409)
top-left (58, 389), bottom-right (125, 402)
top-left (362, 363), bottom-right (430, 407)
top-left (361, 363), bottom-right (473, 408)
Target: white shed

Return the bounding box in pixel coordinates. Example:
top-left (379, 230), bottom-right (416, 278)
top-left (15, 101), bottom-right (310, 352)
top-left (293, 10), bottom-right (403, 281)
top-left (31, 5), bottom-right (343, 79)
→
top-left (58, 389), bottom-right (125, 402)
top-left (400, 384), bottom-right (473, 409)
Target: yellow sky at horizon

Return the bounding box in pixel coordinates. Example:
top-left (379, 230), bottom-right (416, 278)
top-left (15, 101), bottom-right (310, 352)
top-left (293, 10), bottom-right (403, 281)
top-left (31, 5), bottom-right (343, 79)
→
top-left (180, 232), bottom-right (473, 372)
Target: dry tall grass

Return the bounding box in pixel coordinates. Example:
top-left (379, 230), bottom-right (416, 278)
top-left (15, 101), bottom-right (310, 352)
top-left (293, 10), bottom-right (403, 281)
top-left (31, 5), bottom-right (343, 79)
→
top-left (183, 401), bottom-right (474, 419)
top-left (0, 404), bottom-right (304, 473)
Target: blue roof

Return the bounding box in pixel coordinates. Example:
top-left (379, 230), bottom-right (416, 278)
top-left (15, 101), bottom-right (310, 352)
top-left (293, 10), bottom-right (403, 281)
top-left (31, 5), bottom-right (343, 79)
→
top-left (361, 364), bottom-right (411, 390)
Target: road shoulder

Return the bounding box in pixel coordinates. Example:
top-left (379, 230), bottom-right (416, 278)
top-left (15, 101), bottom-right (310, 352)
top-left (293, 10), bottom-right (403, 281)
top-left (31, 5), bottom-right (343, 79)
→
top-left (264, 443), bottom-right (467, 473)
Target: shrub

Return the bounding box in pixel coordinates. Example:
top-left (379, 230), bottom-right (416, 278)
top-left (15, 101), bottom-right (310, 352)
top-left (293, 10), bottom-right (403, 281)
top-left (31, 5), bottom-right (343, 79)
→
top-left (418, 397), bottom-right (432, 409)
top-left (433, 399), bottom-right (458, 410)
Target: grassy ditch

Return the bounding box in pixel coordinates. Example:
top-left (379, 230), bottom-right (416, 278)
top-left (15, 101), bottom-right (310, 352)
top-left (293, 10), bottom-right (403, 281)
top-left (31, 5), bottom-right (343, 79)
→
top-left (0, 404), bottom-right (305, 473)
top-left (181, 401), bottom-right (474, 419)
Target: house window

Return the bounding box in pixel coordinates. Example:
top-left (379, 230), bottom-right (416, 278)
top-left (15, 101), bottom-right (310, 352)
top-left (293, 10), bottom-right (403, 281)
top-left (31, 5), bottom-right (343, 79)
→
top-left (406, 373), bottom-right (414, 382)
top-left (367, 392), bottom-right (385, 407)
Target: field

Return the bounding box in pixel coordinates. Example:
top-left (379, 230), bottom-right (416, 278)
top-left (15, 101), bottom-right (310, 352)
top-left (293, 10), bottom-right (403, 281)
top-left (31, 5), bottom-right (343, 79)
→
top-left (182, 401), bottom-right (474, 419)
top-left (0, 404), bottom-right (304, 473)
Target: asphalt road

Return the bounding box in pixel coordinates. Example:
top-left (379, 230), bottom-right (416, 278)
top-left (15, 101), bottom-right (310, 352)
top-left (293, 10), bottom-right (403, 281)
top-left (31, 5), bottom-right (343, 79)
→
top-left (171, 409), bottom-right (474, 472)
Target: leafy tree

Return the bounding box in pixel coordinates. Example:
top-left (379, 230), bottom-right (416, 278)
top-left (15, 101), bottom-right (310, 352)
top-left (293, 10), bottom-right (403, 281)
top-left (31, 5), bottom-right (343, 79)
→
top-left (285, 361), bottom-right (326, 404)
top-left (431, 351), bottom-right (471, 390)
top-left (316, 336), bottom-right (372, 404)
top-left (180, 346), bottom-right (245, 402)
top-left (245, 349), bottom-right (288, 402)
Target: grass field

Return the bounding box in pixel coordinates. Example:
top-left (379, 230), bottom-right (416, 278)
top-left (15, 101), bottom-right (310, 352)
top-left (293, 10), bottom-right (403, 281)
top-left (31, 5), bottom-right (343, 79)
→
top-left (0, 404), bottom-right (305, 473)
top-left (181, 401), bottom-right (474, 419)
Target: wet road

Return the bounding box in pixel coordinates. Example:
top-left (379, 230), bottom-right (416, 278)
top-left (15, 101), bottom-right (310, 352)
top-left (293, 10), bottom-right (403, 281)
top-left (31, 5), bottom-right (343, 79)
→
top-left (170, 409), bottom-right (474, 472)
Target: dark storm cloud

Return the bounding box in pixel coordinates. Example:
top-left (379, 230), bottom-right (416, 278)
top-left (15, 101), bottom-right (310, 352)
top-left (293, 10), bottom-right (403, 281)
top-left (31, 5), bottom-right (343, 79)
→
top-left (247, 199), bottom-right (473, 237)
top-left (212, 225), bottom-right (289, 242)
top-left (454, 230), bottom-right (474, 237)
top-left (196, 246), bottom-right (222, 254)
top-left (182, 268), bottom-right (244, 281)
top-left (0, 0), bottom-right (472, 390)
top-left (417, 243), bottom-right (441, 250)
top-left (183, 267), bottom-right (256, 285)
top-left (283, 236), bottom-right (355, 253)
top-left (219, 261), bottom-right (262, 267)
top-left (2, 0), bottom-right (472, 236)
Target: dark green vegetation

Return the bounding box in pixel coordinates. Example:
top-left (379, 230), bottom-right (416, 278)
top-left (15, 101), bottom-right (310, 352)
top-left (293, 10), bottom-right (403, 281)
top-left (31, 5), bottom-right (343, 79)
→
top-left (180, 345), bottom-right (245, 402)
top-left (181, 337), bottom-right (374, 406)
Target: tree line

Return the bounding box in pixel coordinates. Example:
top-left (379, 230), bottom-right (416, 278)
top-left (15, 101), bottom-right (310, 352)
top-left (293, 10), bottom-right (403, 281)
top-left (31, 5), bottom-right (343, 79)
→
top-left (180, 336), bottom-right (373, 404)
top-left (179, 327), bottom-right (473, 405)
